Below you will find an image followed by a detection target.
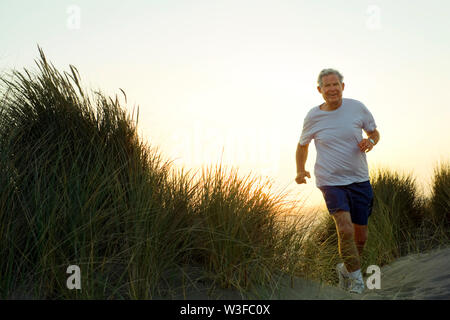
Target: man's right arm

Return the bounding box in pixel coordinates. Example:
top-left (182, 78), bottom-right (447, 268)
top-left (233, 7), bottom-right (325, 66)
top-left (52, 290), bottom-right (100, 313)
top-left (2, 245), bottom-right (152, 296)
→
top-left (295, 143), bottom-right (311, 184)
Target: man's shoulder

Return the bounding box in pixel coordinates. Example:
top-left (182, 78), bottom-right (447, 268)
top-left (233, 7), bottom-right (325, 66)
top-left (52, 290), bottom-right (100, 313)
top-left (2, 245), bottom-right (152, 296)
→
top-left (343, 98), bottom-right (369, 112)
top-left (343, 98), bottom-right (365, 107)
top-left (306, 104), bottom-right (321, 116)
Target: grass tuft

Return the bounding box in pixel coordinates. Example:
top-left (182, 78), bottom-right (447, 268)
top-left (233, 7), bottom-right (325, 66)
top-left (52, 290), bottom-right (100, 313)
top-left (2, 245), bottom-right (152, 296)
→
top-left (1, 48), bottom-right (448, 298)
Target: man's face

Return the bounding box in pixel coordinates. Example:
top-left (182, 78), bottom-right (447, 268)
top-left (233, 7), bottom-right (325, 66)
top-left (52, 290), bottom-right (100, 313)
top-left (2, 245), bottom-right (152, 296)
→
top-left (317, 74), bottom-right (344, 105)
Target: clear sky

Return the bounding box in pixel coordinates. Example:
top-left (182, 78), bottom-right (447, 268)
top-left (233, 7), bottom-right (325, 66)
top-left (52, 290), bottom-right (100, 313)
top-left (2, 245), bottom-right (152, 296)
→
top-left (1, 0), bottom-right (449, 209)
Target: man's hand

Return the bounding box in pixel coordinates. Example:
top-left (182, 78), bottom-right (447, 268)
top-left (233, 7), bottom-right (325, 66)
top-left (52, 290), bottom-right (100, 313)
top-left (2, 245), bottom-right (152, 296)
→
top-left (358, 138), bottom-right (374, 153)
top-left (295, 171), bottom-right (311, 184)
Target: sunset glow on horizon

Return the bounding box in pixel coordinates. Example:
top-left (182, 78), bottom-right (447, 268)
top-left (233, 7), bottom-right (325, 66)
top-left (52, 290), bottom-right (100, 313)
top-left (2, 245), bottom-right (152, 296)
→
top-left (2, 0), bottom-right (449, 209)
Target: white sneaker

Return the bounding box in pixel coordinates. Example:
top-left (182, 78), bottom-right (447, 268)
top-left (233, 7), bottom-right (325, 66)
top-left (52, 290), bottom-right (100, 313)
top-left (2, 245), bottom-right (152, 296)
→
top-left (348, 277), bottom-right (365, 294)
top-left (336, 263), bottom-right (350, 290)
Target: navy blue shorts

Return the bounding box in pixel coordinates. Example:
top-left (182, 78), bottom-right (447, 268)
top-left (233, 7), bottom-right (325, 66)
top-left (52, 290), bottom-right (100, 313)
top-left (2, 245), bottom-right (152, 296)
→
top-left (318, 180), bottom-right (374, 225)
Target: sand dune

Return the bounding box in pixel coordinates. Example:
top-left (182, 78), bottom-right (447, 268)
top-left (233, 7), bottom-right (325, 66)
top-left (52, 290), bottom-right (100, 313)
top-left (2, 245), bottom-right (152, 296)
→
top-left (174, 247), bottom-right (450, 300)
top-left (358, 247), bottom-right (450, 300)
top-left (12, 247), bottom-right (449, 300)
top-left (266, 247), bottom-right (450, 300)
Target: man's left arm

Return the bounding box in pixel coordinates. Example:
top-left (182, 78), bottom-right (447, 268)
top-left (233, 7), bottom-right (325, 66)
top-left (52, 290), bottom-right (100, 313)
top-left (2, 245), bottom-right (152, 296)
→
top-left (359, 129), bottom-right (380, 152)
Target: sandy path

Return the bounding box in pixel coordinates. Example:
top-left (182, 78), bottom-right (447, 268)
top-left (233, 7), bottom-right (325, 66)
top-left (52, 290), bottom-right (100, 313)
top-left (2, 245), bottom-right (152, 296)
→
top-left (162, 247), bottom-right (450, 300)
top-left (245, 247), bottom-right (450, 300)
top-left (359, 247), bottom-right (450, 300)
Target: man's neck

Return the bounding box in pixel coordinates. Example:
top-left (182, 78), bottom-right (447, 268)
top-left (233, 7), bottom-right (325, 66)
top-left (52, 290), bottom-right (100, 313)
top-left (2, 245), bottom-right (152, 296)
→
top-left (323, 100), bottom-right (342, 111)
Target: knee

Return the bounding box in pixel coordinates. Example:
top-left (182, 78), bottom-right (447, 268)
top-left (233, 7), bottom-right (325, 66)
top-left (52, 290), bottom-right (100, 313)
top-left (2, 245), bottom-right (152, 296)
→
top-left (333, 211), bottom-right (355, 240)
top-left (337, 222), bottom-right (354, 240)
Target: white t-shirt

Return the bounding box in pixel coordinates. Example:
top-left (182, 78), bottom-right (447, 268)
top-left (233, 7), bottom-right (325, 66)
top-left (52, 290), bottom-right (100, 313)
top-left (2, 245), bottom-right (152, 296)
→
top-left (299, 98), bottom-right (377, 187)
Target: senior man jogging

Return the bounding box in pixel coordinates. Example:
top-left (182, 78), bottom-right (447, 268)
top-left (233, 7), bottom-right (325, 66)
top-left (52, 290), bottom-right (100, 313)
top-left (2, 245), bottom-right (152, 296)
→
top-left (295, 68), bottom-right (380, 294)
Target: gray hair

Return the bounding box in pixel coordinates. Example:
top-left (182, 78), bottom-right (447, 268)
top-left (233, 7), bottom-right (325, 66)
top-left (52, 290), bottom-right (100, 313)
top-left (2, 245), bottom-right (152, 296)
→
top-left (317, 68), bottom-right (344, 87)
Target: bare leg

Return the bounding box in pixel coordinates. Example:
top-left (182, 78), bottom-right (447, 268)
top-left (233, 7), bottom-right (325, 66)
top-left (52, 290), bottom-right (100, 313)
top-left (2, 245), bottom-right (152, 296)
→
top-left (354, 224), bottom-right (368, 257)
top-left (332, 211), bottom-right (360, 273)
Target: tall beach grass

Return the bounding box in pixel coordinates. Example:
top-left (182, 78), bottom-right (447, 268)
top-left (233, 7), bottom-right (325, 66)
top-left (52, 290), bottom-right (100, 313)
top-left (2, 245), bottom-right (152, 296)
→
top-left (0, 49), bottom-right (310, 299)
top-left (430, 162), bottom-right (450, 228)
top-left (0, 49), bottom-right (448, 298)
